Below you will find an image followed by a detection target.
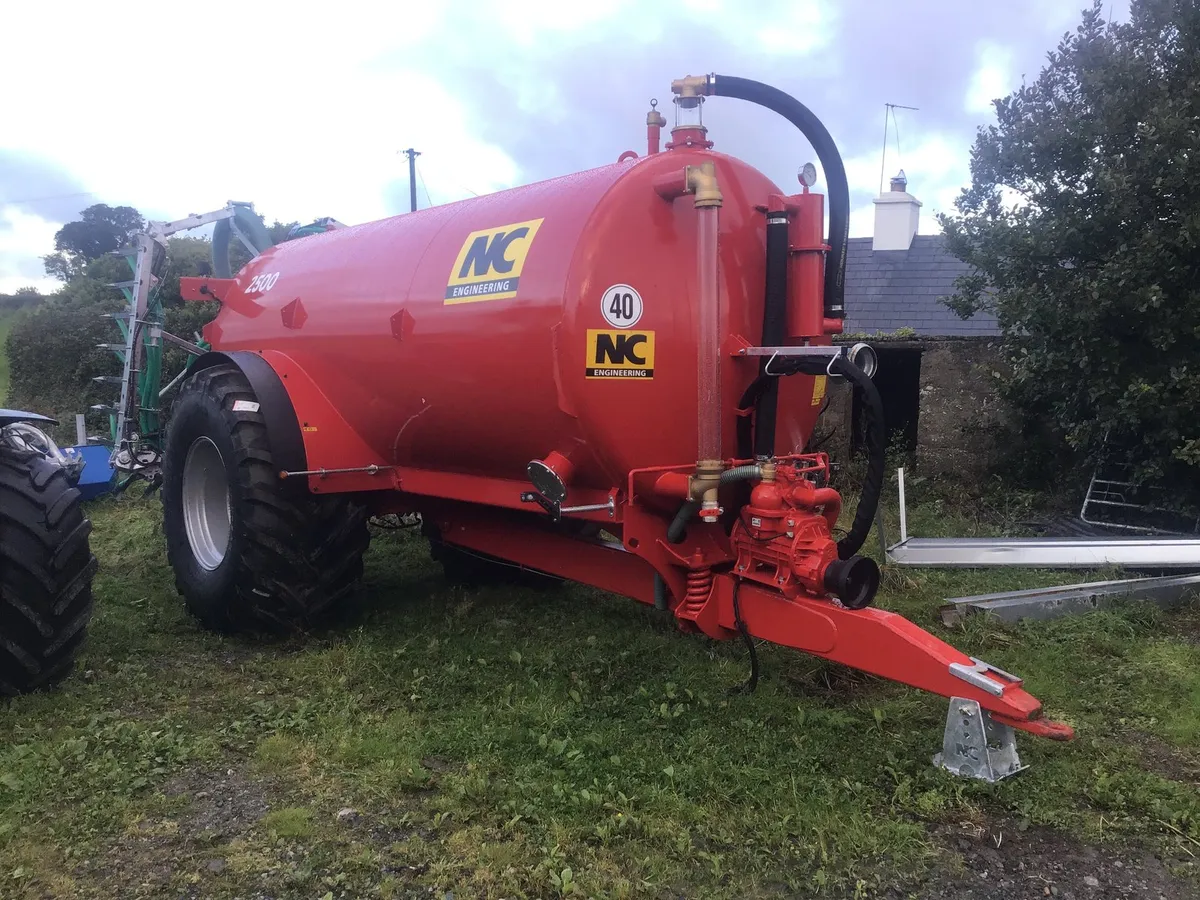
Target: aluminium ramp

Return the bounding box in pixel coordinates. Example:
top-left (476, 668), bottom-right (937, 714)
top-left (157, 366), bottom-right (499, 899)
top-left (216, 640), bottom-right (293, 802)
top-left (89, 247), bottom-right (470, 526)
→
top-left (886, 535), bottom-right (1200, 569)
top-left (939, 573), bottom-right (1200, 625)
top-left (882, 467), bottom-right (1200, 570)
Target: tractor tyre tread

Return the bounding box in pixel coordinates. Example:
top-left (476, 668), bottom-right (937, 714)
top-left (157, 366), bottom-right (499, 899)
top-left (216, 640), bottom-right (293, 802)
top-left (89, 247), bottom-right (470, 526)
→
top-left (163, 364), bottom-right (369, 634)
top-left (0, 446), bottom-right (97, 696)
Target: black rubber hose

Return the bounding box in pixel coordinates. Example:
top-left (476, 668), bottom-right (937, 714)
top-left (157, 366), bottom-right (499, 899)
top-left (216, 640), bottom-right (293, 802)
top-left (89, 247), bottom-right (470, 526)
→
top-left (653, 574), bottom-right (669, 611)
top-left (737, 374), bottom-right (774, 460)
top-left (212, 206), bottom-right (275, 278)
top-left (829, 355), bottom-right (885, 560)
top-left (657, 466), bottom-right (763, 611)
top-left (708, 74), bottom-right (850, 320)
top-left (667, 499), bottom-right (701, 545)
top-left (665, 466), bottom-right (762, 545)
top-left (754, 213), bottom-right (790, 459)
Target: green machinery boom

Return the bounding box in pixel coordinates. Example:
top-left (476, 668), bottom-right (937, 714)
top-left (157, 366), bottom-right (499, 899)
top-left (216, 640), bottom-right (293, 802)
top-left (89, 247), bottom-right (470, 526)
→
top-left (96, 205), bottom-right (344, 489)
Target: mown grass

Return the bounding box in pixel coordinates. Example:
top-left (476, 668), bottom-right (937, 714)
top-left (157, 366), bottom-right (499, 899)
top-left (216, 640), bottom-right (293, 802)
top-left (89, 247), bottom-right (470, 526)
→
top-left (1, 488), bottom-right (1199, 898)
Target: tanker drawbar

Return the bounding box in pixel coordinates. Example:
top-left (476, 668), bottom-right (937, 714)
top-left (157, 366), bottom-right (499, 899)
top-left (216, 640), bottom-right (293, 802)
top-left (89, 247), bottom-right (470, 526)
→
top-left (162, 74), bottom-right (1073, 777)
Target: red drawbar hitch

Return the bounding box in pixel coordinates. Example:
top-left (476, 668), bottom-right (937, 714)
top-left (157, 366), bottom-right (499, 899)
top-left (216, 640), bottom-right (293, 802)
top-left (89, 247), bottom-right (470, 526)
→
top-left (699, 578), bottom-right (1073, 740)
top-left (658, 455), bottom-right (1075, 742)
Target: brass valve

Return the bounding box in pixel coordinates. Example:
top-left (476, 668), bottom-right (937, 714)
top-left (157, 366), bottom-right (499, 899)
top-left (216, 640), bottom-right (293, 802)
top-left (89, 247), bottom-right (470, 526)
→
top-left (691, 458), bottom-right (724, 522)
top-left (671, 74), bottom-right (711, 107)
top-left (685, 161), bottom-right (722, 208)
top-left (646, 99), bottom-right (666, 128)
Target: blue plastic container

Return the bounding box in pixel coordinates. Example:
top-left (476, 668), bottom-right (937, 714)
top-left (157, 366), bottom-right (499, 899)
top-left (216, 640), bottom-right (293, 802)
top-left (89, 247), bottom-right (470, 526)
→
top-left (71, 444), bottom-right (114, 501)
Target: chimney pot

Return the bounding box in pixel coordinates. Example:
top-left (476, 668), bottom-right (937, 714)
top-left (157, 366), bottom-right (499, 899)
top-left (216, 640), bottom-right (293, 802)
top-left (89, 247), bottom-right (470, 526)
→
top-left (889, 169), bottom-right (908, 192)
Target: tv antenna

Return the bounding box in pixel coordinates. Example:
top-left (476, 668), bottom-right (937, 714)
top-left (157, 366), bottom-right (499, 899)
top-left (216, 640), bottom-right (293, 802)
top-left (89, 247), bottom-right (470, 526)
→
top-left (879, 103), bottom-right (919, 195)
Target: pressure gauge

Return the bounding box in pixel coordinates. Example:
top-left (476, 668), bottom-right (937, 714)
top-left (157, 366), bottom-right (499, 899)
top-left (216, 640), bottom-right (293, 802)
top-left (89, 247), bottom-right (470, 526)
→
top-left (798, 162), bottom-right (818, 187)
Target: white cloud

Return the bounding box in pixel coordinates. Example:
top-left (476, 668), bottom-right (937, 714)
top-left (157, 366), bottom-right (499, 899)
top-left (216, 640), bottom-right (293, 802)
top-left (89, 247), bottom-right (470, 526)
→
top-left (0, 3), bottom-right (516, 246)
top-left (0, 209), bottom-right (60, 294)
top-left (0, 0), bottom-right (1122, 286)
top-left (965, 40), bottom-right (1016, 116)
top-left (758, 1), bottom-right (834, 55)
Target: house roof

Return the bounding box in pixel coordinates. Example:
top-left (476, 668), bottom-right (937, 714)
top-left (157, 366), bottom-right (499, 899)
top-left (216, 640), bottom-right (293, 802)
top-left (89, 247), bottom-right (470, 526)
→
top-left (842, 234), bottom-right (1000, 337)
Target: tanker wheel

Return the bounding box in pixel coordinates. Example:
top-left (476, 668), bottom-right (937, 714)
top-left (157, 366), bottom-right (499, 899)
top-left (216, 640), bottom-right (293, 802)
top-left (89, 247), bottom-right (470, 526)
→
top-left (162, 363), bottom-right (370, 634)
top-left (0, 443), bottom-right (97, 696)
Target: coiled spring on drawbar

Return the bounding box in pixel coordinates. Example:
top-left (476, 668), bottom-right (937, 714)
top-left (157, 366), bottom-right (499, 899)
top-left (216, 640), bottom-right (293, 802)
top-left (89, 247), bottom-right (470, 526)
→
top-left (682, 567), bottom-right (714, 617)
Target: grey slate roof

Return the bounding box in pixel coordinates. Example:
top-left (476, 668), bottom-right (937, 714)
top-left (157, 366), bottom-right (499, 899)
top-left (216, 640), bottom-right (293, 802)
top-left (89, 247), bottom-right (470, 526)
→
top-left (842, 234), bottom-right (1000, 337)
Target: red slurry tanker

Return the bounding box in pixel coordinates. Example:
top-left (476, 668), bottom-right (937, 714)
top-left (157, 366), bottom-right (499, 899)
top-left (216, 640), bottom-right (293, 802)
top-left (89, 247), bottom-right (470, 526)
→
top-left (161, 75), bottom-right (1072, 763)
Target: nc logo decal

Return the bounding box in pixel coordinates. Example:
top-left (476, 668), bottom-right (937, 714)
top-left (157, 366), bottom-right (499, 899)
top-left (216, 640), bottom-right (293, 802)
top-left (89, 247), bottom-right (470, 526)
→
top-left (445, 218), bottom-right (544, 304)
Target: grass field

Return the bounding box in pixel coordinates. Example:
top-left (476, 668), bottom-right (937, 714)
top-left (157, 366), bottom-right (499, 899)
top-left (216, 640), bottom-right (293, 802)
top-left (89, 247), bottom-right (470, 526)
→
top-left (2, 489), bottom-right (1199, 898)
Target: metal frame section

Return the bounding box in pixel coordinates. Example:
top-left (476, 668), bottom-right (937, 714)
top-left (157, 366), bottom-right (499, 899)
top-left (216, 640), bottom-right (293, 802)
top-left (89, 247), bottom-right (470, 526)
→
top-left (146, 207), bottom-right (239, 242)
top-left (731, 344), bottom-right (848, 377)
top-left (885, 468), bottom-right (1200, 570)
top-left (102, 204), bottom-right (261, 478)
top-left (941, 572), bottom-right (1200, 625)
top-left (108, 232), bottom-right (157, 471)
top-left (1080, 466), bottom-right (1200, 535)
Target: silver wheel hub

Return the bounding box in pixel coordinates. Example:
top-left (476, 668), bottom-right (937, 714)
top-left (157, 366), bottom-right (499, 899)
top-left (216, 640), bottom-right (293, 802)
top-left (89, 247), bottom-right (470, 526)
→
top-left (182, 436), bottom-right (231, 571)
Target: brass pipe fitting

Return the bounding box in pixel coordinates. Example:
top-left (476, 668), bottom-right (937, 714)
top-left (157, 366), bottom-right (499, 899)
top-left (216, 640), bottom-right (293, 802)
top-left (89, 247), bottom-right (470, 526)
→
top-left (759, 459), bottom-right (777, 483)
top-left (692, 458), bottom-right (724, 522)
top-left (686, 161), bottom-right (722, 208)
top-left (671, 74), bottom-right (711, 106)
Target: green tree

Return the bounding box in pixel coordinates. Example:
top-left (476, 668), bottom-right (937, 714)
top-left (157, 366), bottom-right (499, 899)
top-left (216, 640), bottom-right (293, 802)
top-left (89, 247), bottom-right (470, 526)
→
top-left (43, 204), bottom-right (145, 281)
top-left (940, 0), bottom-right (1200, 482)
top-left (0, 287), bottom-right (44, 312)
top-left (9, 205), bottom-right (306, 439)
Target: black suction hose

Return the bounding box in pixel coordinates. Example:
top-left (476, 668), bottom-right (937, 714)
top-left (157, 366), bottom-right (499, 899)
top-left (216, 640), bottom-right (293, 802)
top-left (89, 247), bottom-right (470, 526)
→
top-left (666, 500), bottom-right (701, 545)
top-left (754, 213), bottom-right (790, 458)
top-left (707, 74), bottom-right (850, 320)
top-left (828, 355), bottom-right (885, 559)
top-left (212, 206), bottom-right (275, 278)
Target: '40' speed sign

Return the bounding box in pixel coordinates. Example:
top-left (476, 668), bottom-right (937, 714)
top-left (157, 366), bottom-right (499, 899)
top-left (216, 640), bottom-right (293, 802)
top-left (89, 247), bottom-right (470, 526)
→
top-left (600, 284), bottom-right (644, 328)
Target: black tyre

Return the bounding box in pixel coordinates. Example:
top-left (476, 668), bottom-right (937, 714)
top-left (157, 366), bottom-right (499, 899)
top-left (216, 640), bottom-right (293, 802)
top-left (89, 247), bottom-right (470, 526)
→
top-left (162, 363), bottom-right (370, 633)
top-left (0, 447), bottom-right (97, 696)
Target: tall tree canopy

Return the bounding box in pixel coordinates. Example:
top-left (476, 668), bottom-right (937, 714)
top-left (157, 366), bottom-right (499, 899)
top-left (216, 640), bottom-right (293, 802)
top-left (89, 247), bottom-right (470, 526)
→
top-left (43, 204), bottom-right (145, 281)
top-left (940, 0), bottom-right (1200, 481)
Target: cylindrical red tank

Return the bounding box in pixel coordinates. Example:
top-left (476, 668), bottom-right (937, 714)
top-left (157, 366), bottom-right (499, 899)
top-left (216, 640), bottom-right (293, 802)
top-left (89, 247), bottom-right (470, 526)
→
top-left (205, 147), bottom-right (824, 493)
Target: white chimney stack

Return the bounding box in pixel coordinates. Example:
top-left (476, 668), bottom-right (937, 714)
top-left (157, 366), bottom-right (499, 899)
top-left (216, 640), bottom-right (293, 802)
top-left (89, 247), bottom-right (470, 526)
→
top-left (872, 170), bottom-right (922, 251)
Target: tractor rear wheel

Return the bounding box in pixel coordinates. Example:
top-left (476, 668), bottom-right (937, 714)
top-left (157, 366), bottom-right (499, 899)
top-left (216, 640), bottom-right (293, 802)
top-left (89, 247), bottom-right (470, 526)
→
top-left (0, 445), bottom-right (97, 696)
top-left (162, 363), bottom-right (370, 633)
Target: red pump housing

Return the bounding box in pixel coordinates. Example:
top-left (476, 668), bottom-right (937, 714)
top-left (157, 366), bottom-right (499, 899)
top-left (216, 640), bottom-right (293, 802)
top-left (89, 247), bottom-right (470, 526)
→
top-left (178, 79), bottom-right (1071, 744)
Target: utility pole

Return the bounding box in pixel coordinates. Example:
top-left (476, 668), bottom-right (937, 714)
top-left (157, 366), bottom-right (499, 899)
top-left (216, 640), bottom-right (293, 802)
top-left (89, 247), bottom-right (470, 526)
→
top-left (403, 148), bottom-right (421, 212)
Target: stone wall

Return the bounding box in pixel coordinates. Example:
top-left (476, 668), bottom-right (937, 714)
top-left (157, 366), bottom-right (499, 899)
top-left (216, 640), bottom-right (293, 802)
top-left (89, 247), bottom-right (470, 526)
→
top-left (915, 338), bottom-right (1009, 476)
top-left (810, 337), bottom-right (1010, 478)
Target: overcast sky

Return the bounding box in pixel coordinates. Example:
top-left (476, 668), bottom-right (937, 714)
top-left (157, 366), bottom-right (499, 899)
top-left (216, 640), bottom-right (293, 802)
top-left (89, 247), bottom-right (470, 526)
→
top-left (0, 0), bottom-right (1125, 293)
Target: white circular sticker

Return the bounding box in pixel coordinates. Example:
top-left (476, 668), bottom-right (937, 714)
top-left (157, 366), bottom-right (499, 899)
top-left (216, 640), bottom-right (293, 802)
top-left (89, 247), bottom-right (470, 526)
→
top-left (600, 284), bottom-right (644, 329)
